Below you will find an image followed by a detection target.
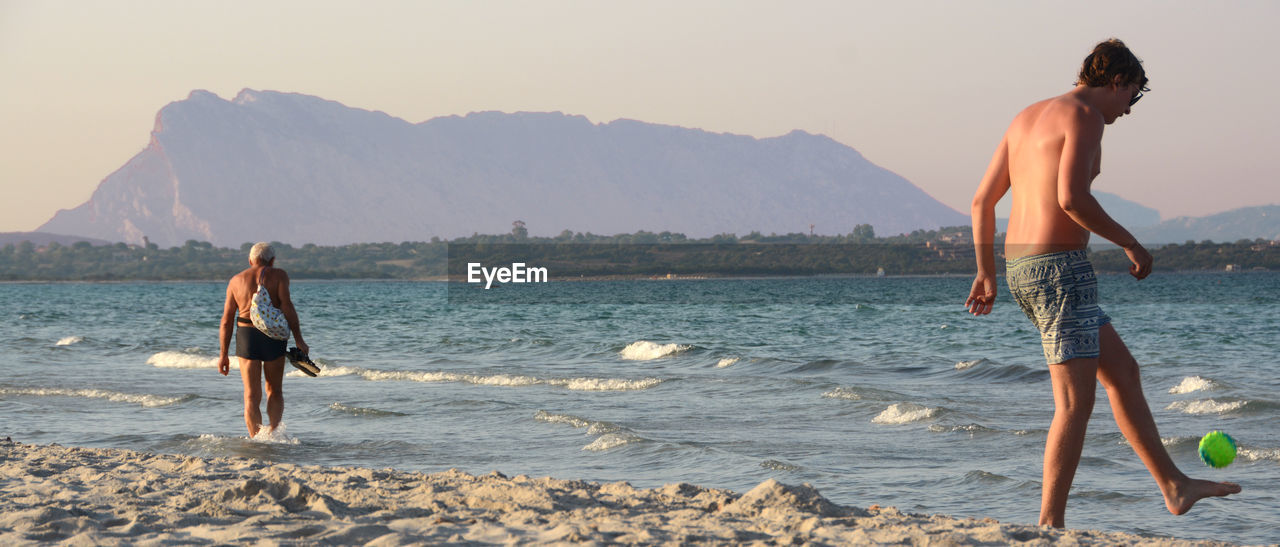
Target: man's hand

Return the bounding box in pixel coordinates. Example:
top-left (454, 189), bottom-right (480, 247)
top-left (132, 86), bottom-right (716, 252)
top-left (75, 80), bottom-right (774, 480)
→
top-left (218, 355), bottom-right (230, 376)
top-left (965, 273), bottom-right (998, 316)
top-left (1124, 242), bottom-right (1153, 280)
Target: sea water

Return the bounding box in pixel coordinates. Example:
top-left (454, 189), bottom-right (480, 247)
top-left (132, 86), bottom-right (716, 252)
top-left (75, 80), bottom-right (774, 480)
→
top-left (1, 273), bottom-right (1277, 544)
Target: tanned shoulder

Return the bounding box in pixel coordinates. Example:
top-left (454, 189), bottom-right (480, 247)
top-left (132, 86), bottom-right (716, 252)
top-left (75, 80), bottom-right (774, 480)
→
top-left (1058, 95), bottom-right (1104, 128)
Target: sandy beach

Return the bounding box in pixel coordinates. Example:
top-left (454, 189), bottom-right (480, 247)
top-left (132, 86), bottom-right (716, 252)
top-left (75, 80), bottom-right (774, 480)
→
top-left (0, 439), bottom-right (1233, 546)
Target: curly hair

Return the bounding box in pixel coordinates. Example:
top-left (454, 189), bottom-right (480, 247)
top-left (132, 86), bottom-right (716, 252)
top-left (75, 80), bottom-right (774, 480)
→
top-left (1077, 39), bottom-right (1149, 91)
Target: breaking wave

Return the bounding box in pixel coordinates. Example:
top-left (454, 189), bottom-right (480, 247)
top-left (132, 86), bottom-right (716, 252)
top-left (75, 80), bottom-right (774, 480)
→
top-left (1239, 447), bottom-right (1280, 463)
top-left (822, 387), bottom-right (864, 401)
top-left (1169, 376), bottom-right (1217, 394)
top-left (872, 403), bottom-right (939, 425)
top-left (582, 433), bottom-right (644, 451)
top-left (55, 336), bottom-right (84, 346)
top-left (316, 365), bottom-right (661, 392)
top-left (534, 410), bottom-right (621, 435)
top-left (1166, 399), bottom-right (1248, 415)
top-left (551, 377), bottom-right (662, 391)
top-left (821, 385), bottom-right (906, 402)
top-left (619, 341), bottom-right (690, 360)
top-left (0, 387), bottom-right (191, 408)
top-left (535, 410), bottom-right (642, 451)
top-left (147, 351), bottom-right (221, 369)
top-left (250, 423), bottom-right (299, 444)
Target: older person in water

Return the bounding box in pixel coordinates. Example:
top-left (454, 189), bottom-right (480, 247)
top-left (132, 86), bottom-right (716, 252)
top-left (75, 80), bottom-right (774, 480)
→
top-left (217, 242), bottom-right (309, 437)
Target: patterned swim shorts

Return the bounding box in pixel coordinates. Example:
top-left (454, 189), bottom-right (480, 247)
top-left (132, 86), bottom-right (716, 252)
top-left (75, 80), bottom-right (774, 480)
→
top-left (1006, 250), bottom-right (1111, 365)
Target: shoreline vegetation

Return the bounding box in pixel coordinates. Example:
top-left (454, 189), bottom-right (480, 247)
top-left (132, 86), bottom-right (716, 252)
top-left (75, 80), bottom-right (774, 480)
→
top-left (0, 440), bottom-right (1230, 545)
top-left (2, 226), bottom-right (1277, 281)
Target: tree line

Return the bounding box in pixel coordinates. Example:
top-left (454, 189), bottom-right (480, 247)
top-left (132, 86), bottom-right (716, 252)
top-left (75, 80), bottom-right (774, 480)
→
top-left (1, 227), bottom-right (1276, 281)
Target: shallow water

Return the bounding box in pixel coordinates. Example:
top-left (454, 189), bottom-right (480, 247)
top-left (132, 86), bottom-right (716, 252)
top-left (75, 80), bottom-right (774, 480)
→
top-left (2, 272), bottom-right (1277, 544)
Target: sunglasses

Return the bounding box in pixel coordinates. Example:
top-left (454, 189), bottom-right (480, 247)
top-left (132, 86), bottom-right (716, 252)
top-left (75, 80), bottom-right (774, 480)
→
top-left (1129, 91), bottom-right (1143, 107)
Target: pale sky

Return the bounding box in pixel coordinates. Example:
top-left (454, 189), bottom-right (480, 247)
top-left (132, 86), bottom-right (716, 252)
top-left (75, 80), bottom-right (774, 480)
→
top-left (2, 0), bottom-right (1277, 233)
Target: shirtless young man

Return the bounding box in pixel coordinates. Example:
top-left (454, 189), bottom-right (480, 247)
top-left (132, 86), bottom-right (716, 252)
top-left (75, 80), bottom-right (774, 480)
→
top-left (965, 39), bottom-right (1239, 528)
top-left (218, 242), bottom-right (309, 437)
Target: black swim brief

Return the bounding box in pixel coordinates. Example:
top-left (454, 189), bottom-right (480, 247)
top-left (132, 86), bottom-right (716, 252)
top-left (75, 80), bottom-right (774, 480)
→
top-left (236, 320), bottom-right (287, 362)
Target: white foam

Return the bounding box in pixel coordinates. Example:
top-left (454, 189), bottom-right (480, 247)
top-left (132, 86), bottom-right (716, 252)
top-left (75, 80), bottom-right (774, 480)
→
top-left (872, 403), bottom-right (938, 424)
top-left (534, 410), bottom-right (621, 434)
top-left (464, 373), bottom-right (543, 387)
top-left (147, 351), bottom-right (221, 369)
top-left (1239, 448), bottom-right (1280, 462)
top-left (715, 357), bottom-right (740, 368)
top-left (1168, 376), bottom-right (1215, 394)
top-left (392, 370), bottom-right (451, 383)
top-left (821, 387), bottom-right (862, 401)
top-left (360, 371), bottom-right (542, 386)
top-left (318, 364), bottom-right (659, 392)
top-left (619, 341), bottom-right (689, 361)
top-left (250, 423), bottom-right (299, 444)
top-left (587, 422), bottom-right (620, 435)
top-left (310, 365), bottom-right (361, 377)
top-left (1166, 399), bottom-right (1247, 415)
top-left (397, 370), bottom-right (537, 387)
top-left (552, 377), bottom-right (662, 391)
top-left (55, 336), bottom-right (83, 346)
top-left (0, 387), bottom-right (186, 408)
top-left (534, 410), bottom-right (592, 428)
top-left (583, 433), bottom-right (641, 451)
top-left (338, 368), bottom-right (448, 383)
top-left (954, 359), bottom-right (985, 370)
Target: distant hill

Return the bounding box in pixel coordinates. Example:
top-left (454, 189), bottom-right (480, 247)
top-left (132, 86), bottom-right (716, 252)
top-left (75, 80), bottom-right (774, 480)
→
top-left (995, 191), bottom-right (1161, 233)
top-left (0, 232), bottom-right (115, 247)
top-left (1094, 192), bottom-right (1162, 227)
top-left (994, 195), bottom-right (1280, 245)
top-left (1136, 205), bottom-right (1280, 244)
top-left (38, 89), bottom-right (968, 247)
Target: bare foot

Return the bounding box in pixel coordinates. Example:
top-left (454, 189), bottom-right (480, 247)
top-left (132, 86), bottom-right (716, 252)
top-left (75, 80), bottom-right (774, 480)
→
top-left (1165, 478), bottom-right (1241, 515)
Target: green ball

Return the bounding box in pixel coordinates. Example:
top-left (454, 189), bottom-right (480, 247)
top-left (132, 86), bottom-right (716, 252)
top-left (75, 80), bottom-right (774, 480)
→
top-left (1198, 431), bottom-right (1237, 468)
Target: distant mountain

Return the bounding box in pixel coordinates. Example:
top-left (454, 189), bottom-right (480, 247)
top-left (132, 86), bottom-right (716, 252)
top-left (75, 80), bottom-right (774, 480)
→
top-left (1094, 192), bottom-right (1162, 227)
top-left (995, 191), bottom-right (1161, 233)
top-left (1135, 205), bottom-right (1280, 244)
top-left (38, 89), bottom-right (968, 247)
top-left (0, 232), bottom-right (114, 247)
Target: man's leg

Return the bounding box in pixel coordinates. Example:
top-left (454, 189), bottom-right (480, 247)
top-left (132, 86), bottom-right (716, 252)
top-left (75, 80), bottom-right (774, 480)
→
top-left (1041, 357), bottom-right (1099, 527)
top-left (262, 357), bottom-right (285, 433)
top-left (239, 358), bottom-right (263, 437)
top-left (1095, 323), bottom-right (1241, 515)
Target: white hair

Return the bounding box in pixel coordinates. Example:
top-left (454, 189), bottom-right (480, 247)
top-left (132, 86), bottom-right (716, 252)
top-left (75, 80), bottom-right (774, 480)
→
top-left (249, 242), bottom-right (275, 264)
